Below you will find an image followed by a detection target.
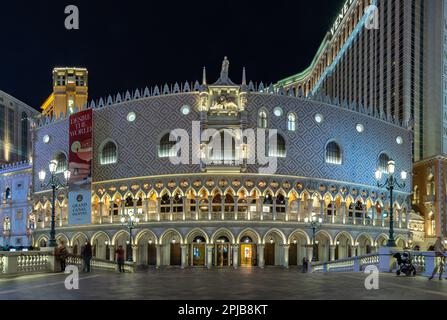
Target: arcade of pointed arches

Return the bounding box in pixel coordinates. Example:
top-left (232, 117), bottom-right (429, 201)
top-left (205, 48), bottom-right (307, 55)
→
top-left (34, 227), bottom-right (408, 268)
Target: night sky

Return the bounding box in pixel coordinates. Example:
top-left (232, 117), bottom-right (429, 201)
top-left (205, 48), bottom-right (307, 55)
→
top-left (0, 0), bottom-right (343, 109)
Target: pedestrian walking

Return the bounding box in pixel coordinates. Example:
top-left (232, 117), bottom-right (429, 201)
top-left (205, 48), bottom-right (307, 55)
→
top-left (429, 237), bottom-right (446, 280)
top-left (57, 240), bottom-right (68, 272)
top-left (116, 245), bottom-right (125, 273)
top-left (302, 257), bottom-right (308, 273)
top-left (81, 241), bottom-right (93, 273)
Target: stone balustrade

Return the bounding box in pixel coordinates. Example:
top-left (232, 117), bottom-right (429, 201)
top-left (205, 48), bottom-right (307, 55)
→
top-left (0, 250), bottom-right (135, 276)
top-left (310, 250), bottom-right (446, 278)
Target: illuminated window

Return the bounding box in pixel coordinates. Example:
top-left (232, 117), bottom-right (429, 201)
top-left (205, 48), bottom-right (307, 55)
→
top-left (181, 105), bottom-right (191, 115)
top-left (288, 113), bottom-right (297, 131)
top-left (258, 110), bottom-right (268, 129)
top-left (378, 153), bottom-right (390, 173)
top-left (100, 141), bottom-right (118, 165)
top-left (268, 134), bottom-right (286, 158)
top-left (325, 141), bottom-right (342, 165)
top-left (356, 123), bottom-right (365, 133)
top-left (158, 133), bottom-right (177, 158)
top-left (3, 217), bottom-right (11, 232)
top-left (5, 188), bottom-right (11, 200)
top-left (54, 153), bottom-right (68, 173)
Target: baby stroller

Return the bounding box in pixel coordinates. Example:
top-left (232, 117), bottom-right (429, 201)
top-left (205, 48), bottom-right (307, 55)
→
top-left (393, 251), bottom-right (417, 276)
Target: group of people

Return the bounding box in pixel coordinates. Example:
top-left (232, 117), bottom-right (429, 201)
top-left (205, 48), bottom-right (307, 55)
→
top-left (429, 237), bottom-right (446, 280)
top-left (55, 240), bottom-right (127, 273)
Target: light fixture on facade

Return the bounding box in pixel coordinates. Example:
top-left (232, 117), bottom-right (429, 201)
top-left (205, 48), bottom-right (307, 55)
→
top-left (273, 107), bottom-right (283, 117)
top-left (396, 136), bottom-right (403, 145)
top-left (181, 105), bottom-right (191, 115)
top-left (43, 135), bottom-right (50, 144)
top-left (127, 112), bottom-right (136, 122)
top-left (315, 114), bottom-right (324, 124)
top-left (356, 123), bottom-right (365, 133)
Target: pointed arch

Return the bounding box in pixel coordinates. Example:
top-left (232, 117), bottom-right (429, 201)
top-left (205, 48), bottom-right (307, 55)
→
top-left (237, 228), bottom-right (262, 244)
top-left (160, 228), bottom-right (184, 245)
top-left (355, 233), bottom-right (374, 245)
top-left (211, 228), bottom-right (236, 244)
top-left (334, 231), bottom-right (354, 246)
top-left (315, 230), bottom-right (333, 245)
top-left (186, 228), bottom-right (210, 244)
top-left (112, 230), bottom-right (130, 245)
top-left (135, 229), bottom-right (158, 245)
top-left (262, 228), bottom-right (287, 244)
top-left (288, 229), bottom-right (310, 245)
top-left (91, 231), bottom-right (111, 244)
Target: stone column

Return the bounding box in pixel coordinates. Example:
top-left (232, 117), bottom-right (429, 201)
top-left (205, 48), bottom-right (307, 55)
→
top-left (169, 197), bottom-right (174, 221)
top-left (221, 197), bottom-right (225, 221)
top-left (350, 245), bottom-right (358, 257)
top-left (206, 245), bottom-right (214, 269)
top-left (272, 196), bottom-right (277, 221)
top-left (195, 198), bottom-right (200, 220)
top-left (330, 245), bottom-right (337, 261)
top-left (259, 196), bottom-right (265, 221)
top-left (208, 196), bottom-right (213, 221)
top-left (320, 199), bottom-right (325, 221)
top-left (97, 201), bottom-right (103, 224)
top-left (181, 245), bottom-right (187, 269)
top-left (143, 198), bottom-right (149, 222)
top-left (232, 245), bottom-right (239, 269)
top-left (283, 245), bottom-right (290, 268)
top-left (257, 244), bottom-right (265, 268)
top-left (121, 201), bottom-right (125, 216)
top-left (306, 245), bottom-right (313, 262)
top-left (133, 200), bottom-right (137, 217)
top-left (109, 245), bottom-right (115, 262)
top-left (132, 245), bottom-right (138, 264)
top-left (156, 244), bottom-right (162, 268)
top-left (362, 204), bottom-right (367, 226)
top-left (297, 199), bottom-right (302, 222)
top-left (59, 205), bottom-right (64, 227)
top-left (307, 199), bottom-right (313, 219)
top-left (371, 204), bottom-right (376, 226)
top-left (285, 197), bottom-right (289, 222)
top-left (398, 209), bottom-right (403, 229)
top-left (341, 202), bottom-right (346, 224)
top-left (156, 197), bottom-right (161, 221)
top-left (182, 196), bottom-right (187, 221)
top-left (406, 209), bottom-right (410, 229)
top-left (234, 196), bottom-right (239, 221)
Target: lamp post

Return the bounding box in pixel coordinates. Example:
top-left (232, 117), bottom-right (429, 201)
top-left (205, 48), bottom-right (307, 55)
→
top-left (38, 160), bottom-right (71, 248)
top-left (121, 210), bottom-right (139, 262)
top-left (304, 213), bottom-right (323, 262)
top-left (375, 160), bottom-right (407, 248)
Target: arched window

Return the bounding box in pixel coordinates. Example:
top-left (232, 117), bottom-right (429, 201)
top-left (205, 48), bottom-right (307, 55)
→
top-left (158, 133), bottom-right (177, 158)
top-left (325, 141), bottom-right (342, 165)
top-left (100, 141), bottom-right (118, 165)
top-left (288, 113), bottom-right (297, 131)
top-left (3, 217), bottom-right (11, 231)
top-left (268, 134), bottom-right (286, 158)
top-left (258, 110), bottom-right (268, 129)
top-left (413, 185), bottom-right (420, 204)
top-left (378, 153), bottom-right (390, 173)
top-left (54, 152), bottom-right (68, 173)
top-left (21, 112), bottom-right (28, 161)
top-left (5, 188), bottom-right (11, 200)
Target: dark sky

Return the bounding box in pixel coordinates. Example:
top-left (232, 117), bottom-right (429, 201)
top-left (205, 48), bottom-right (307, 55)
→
top-left (0, 0), bottom-right (343, 110)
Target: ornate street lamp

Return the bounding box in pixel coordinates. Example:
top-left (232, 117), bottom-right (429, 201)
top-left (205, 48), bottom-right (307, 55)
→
top-left (39, 160), bottom-right (71, 248)
top-left (375, 160), bottom-right (407, 248)
top-left (121, 210), bottom-right (139, 262)
top-left (304, 213), bottom-right (323, 262)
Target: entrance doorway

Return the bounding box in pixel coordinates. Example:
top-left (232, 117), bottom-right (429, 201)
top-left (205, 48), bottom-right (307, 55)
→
top-left (170, 243), bottom-right (181, 266)
top-left (191, 236), bottom-right (206, 266)
top-left (240, 236), bottom-right (257, 267)
top-left (147, 244), bottom-right (157, 266)
top-left (214, 236), bottom-right (231, 267)
top-left (289, 243), bottom-right (298, 266)
top-left (264, 243), bottom-right (275, 266)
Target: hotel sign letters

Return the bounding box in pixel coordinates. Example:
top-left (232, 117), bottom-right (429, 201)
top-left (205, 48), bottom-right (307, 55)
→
top-left (68, 109), bottom-right (93, 226)
top-left (330, 0), bottom-right (354, 36)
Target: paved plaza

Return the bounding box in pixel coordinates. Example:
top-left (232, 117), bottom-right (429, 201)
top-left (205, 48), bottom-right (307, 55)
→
top-left (1, 268), bottom-right (447, 300)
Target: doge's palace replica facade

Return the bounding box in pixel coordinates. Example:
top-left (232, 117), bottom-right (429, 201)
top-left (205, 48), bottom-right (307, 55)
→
top-left (31, 59), bottom-right (414, 268)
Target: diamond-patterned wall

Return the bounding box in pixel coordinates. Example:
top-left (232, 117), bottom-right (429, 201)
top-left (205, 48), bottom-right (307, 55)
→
top-left (33, 92), bottom-right (412, 193)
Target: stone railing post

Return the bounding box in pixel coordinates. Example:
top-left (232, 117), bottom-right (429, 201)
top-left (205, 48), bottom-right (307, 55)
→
top-left (378, 247), bottom-right (393, 273)
top-left (4, 254), bottom-right (18, 274)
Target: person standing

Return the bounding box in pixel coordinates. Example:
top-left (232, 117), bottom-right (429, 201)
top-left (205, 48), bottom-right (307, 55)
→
top-left (82, 241), bottom-right (93, 273)
top-left (57, 241), bottom-right (68, 272)
top-left (302, 257), bottom-right (308, 273)
top-left (429, 237), bottom-right (446, 280)
top-left (116, 246), bottom-right (125, 273)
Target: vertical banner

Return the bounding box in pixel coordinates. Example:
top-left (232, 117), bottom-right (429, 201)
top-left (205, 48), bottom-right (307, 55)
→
top-left (68, 109), bottom-right (93, 225)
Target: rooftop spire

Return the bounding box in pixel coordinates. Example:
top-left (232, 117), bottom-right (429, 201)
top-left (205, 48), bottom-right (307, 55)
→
top-left (242, 67), bottom-right (247, 86)
top-left (202, 67), bottom-right (207, 85)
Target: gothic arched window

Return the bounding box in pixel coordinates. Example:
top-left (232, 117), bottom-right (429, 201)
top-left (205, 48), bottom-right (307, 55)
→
top-left (287, 113), bottom-right (297, 132)
top-left (100, 141), bottom-right (118, 165)
top-left (258, 110), bottom-right (268, 129)
top-left (55, 152), bottom-right (68, 173)
top-left (158, 133), bottom-right (177, 158)
top-left (268, 134), bottom-right (286, 158)
top-left (378, 153), bottom-right (390, 173)
top-left (325, 141), bottom-right (342, 165)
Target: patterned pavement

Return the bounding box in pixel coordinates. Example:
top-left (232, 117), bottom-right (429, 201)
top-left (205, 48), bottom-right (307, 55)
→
top-left (0, 267), bottom-right (447, 300)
